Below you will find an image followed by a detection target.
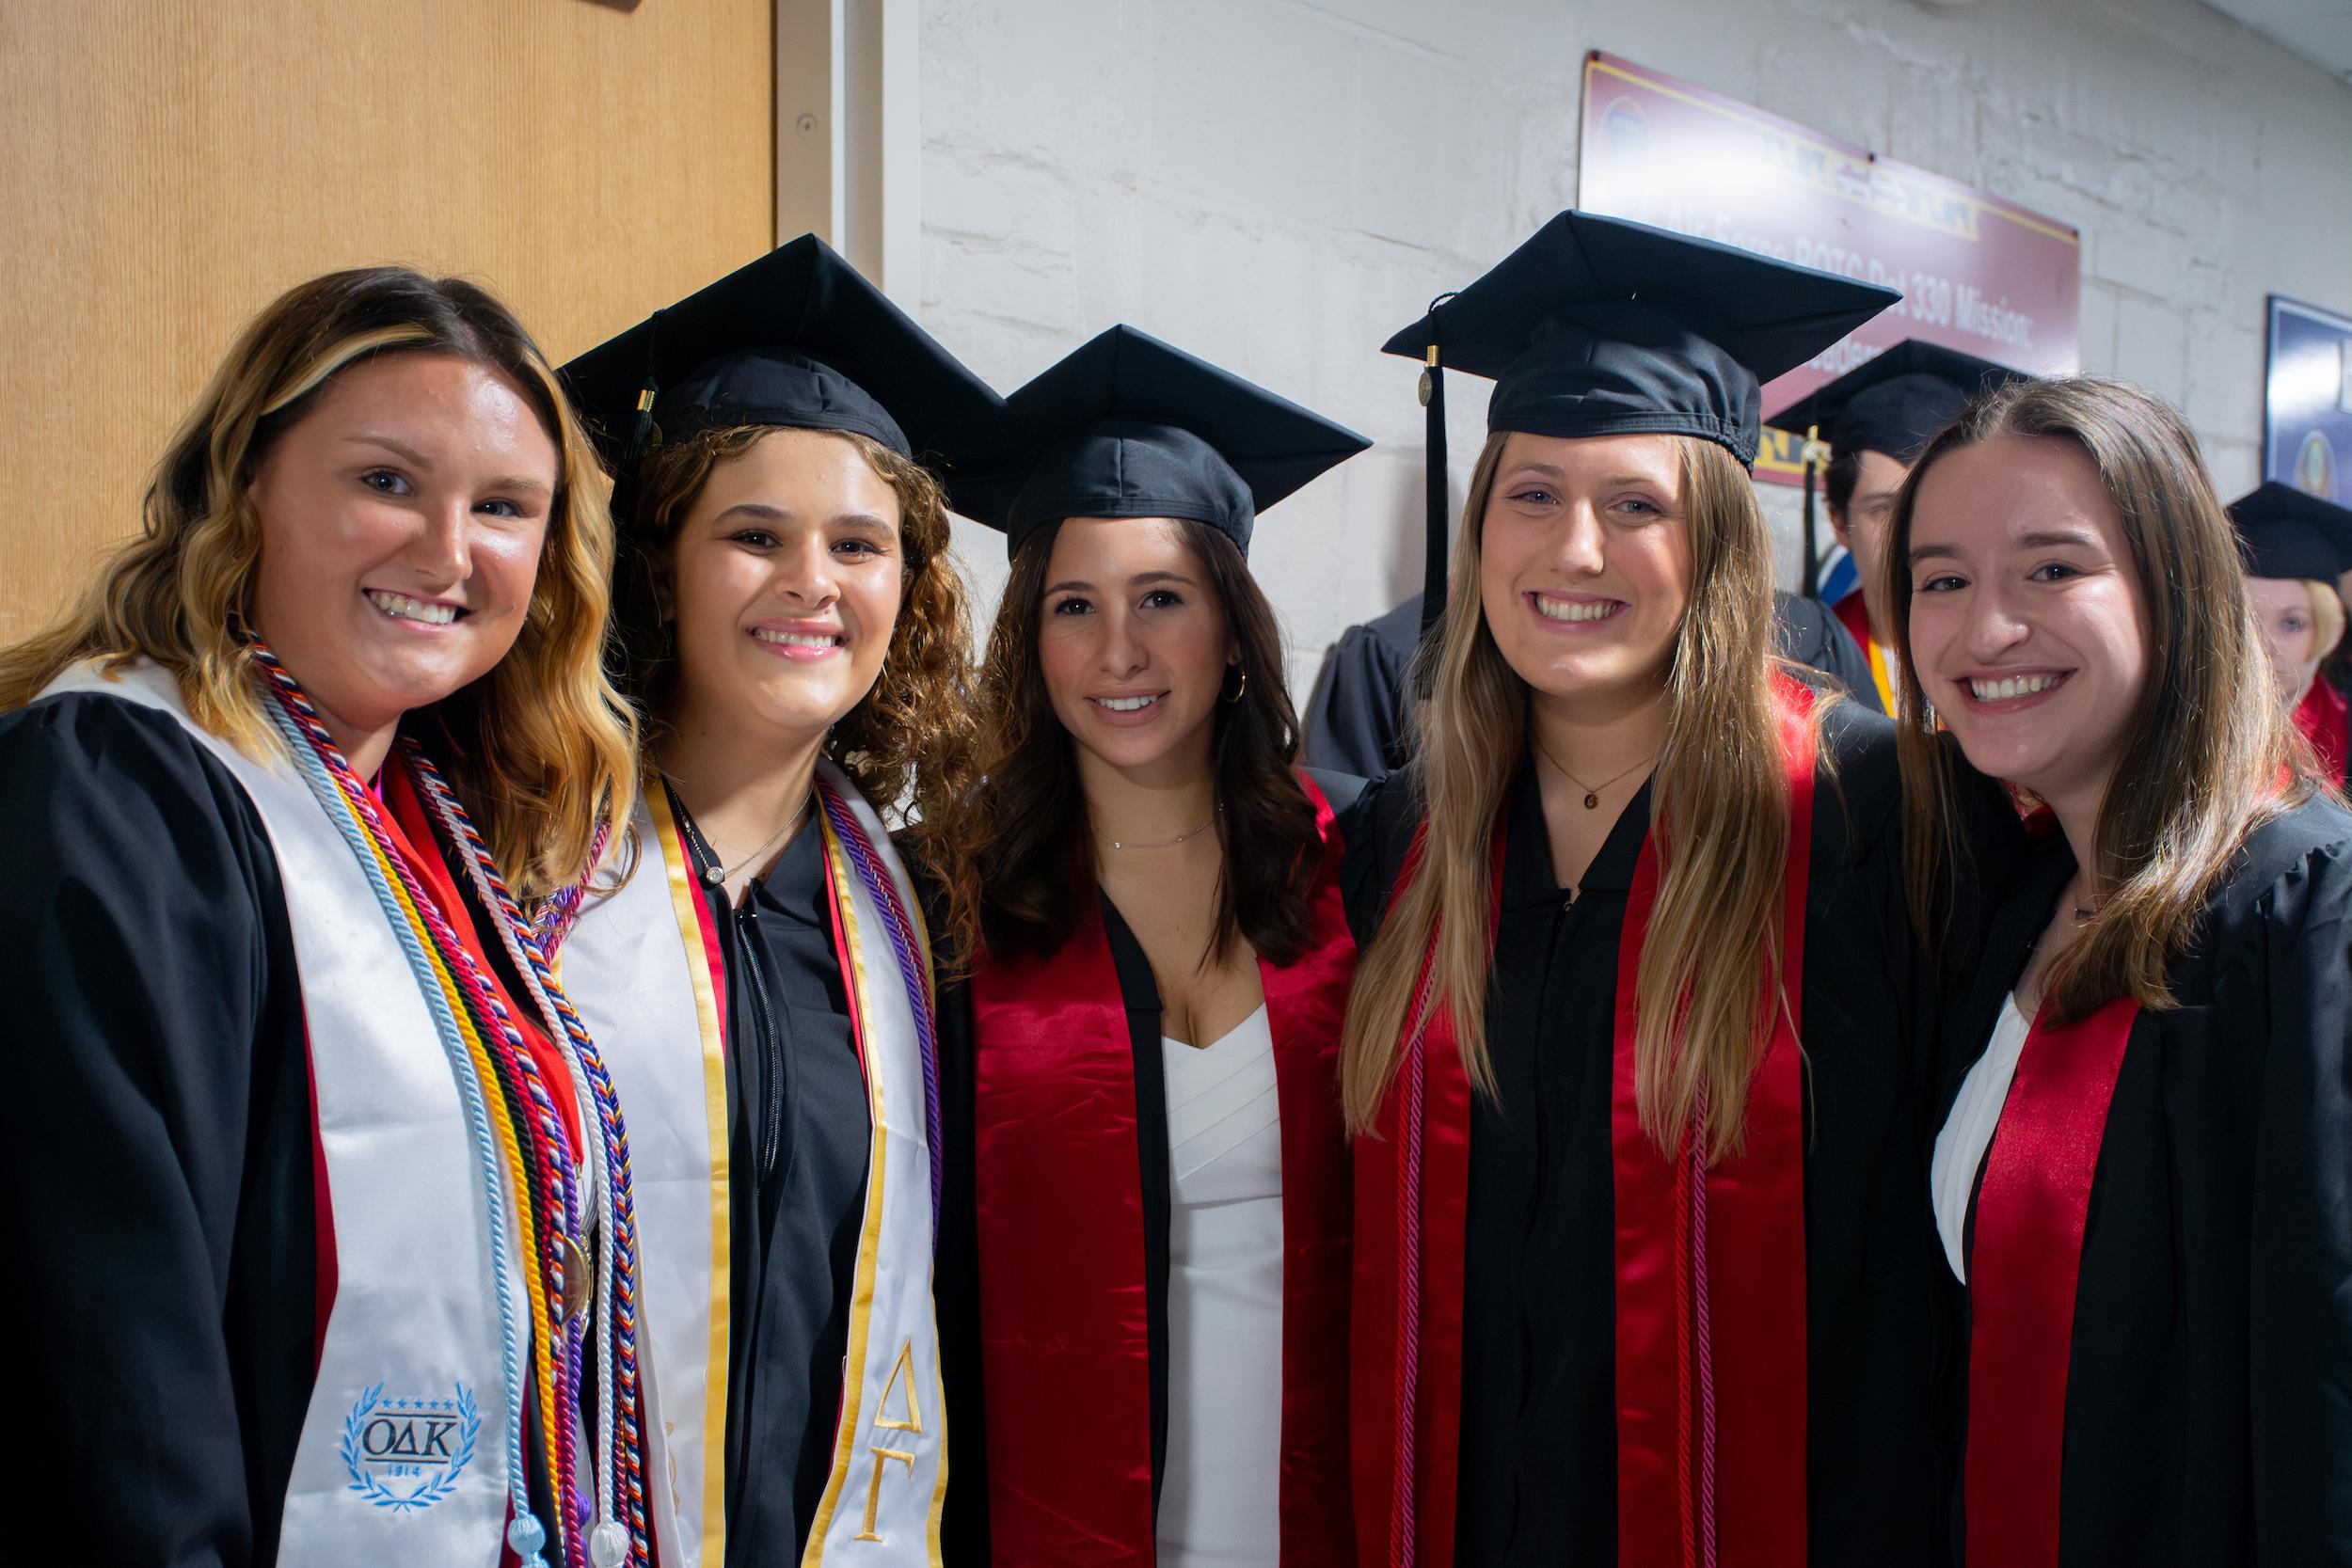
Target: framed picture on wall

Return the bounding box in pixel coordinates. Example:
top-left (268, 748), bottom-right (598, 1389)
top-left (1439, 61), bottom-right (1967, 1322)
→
top-left (2266, 295), bottom-right (2352, 504)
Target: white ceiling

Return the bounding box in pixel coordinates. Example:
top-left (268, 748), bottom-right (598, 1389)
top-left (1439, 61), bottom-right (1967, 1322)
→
top-left (2203, 0), bottom-right (2352, 84)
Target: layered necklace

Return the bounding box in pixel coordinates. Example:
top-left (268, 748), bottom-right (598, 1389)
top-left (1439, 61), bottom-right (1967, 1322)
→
top-left (248, 636), bottom-right (649, 1568)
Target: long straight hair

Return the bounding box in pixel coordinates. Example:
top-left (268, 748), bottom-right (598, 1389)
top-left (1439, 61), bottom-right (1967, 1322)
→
top-left (0, 267), bottom-right (635, 902)
top-left (1887, 376), bottom-right (2302, 1021)
top-left (922, 516), bottom-right (1321, 974)
top-left (1339, 431), bottom-right (1804, 1161)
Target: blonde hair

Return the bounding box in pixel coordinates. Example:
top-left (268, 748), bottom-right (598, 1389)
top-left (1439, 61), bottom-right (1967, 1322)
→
top-left (1340, 431), bottom-right (1814, 1162)
top-left (1889, 377), bottom-right (2301, 1021)
top-left (0, 266), bottom-right (636, 903)
top-left (2304, 578), bottom-right (2346, 664)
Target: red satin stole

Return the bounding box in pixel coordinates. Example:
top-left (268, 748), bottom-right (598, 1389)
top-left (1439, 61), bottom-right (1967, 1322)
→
top-left (1963, 994), bottom-right (2140, 1568)
top-left (970, 779), bottom-right (1359, 1566)
top-left (1832, 592), bottom-right (1871, 661)
top-left (1353, 676), bottom-right (1819, 1568)
top-left (2294, 675), bottom-right (2349, 783)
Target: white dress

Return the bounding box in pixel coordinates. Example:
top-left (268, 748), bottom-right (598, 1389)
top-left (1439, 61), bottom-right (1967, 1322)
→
top-left (1156, 1004), bottom-right (1283, 1568)
top-left (1930, 992), bottom-right (2034, 1283)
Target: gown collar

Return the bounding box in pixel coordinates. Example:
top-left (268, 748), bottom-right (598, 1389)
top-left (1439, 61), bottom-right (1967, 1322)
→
top-left (1500, 749), bottom-right (1655, 909)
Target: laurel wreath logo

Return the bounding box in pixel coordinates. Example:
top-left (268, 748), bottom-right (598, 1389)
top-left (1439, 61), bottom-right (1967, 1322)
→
top-left (340, 1380), bottom-right (482, 1513)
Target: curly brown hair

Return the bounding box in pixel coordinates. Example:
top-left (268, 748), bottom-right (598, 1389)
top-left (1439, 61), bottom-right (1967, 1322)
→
top-left (920, 516), bottom-right (1323, 974)
top-left (611, 423), bottom-right (977, 829)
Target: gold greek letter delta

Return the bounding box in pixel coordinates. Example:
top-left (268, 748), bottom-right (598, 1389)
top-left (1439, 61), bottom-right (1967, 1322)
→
top-left (874, 1338), bottom-right (924, 1433)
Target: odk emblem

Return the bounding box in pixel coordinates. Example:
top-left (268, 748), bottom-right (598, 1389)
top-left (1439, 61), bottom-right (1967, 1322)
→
top-left (340, 1381), bottom-right (481, 1513)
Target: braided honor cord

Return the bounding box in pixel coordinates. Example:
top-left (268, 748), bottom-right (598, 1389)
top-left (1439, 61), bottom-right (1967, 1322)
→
top-left (410, 744), bottom-right (652, 1568)
top-left (816, 778), bottom-right (946, 1245)
top-left (247, 639), bottom-right (569, 1568)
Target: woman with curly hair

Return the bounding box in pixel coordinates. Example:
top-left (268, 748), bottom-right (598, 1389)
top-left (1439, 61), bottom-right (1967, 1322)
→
top-left (553, 239), bottom-right (998, 1568)
top-left (923, 326), bottom-right (1369, 1568)
top-left (0, 267), bottom-right (641, 1567)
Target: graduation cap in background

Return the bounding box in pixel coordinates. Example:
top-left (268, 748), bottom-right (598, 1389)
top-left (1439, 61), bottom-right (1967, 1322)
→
top-left (2228, 481), bottom-right (2352, 584)
top-left (1765, 339), bottom-right (2033, 602)
top-left (947, 324), bottom-right (1371, 559)
top-left (1383, 210), bottom-right (1900, 641)
top-left (560, 233), bottom-right (1003, 517)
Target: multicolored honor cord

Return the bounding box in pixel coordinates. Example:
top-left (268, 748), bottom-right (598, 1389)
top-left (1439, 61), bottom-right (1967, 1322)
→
top-left (411, 742), bottom-right (650, 1568)
top-left (247, 636), bottom-right (645, 1568)
top-left (815, 776), bottom-right (946, 1243)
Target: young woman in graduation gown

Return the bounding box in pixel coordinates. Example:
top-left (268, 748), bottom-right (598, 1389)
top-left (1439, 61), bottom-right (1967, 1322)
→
top-left (1896, 378), bottom-right (2352, 1566)
top-left (550, 238), bottom-right (996, 1568)
top-left (2228, 482), bottom-right (2352, 784)
top-left (0, 269), bottom-right (649, 1568)
top-left (1339, 211), bottom-right (1955, 1568)
top-left (923, 325), bottom-right (1369, 1567)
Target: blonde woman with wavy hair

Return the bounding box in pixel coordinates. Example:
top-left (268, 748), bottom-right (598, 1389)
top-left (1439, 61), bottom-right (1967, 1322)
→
top-left (0, 267), bottom-right (646, 1568)
top-left (550, 239), bottom-right (999, 1567)
top-left (1899, 379), bottom-right (2352, 1566)
top-left (1338, 214), bottom-right (1963, 1568)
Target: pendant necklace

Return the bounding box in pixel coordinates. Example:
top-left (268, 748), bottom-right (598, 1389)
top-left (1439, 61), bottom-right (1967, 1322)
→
top-left (1531, 731), bottom-right (1657, 810)
top-left (670, 780), bottom-right (811, 888)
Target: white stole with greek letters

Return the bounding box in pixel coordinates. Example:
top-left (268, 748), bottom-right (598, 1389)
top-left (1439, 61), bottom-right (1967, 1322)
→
top-left (40, 659), bottom-right (516, 1566)
top-left (561, 760), bottom-right (947, 1564)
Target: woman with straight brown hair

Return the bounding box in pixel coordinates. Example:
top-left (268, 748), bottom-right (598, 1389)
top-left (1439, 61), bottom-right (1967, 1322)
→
top-left (1339, 213), bottom-right (1967, 1568)
top-left (0, 267), bottom-right (642, 1567)
top-left (924, 325), bottom-right (1368, 1568)
top-left (1899, 377), bottom-right (2352, 1566)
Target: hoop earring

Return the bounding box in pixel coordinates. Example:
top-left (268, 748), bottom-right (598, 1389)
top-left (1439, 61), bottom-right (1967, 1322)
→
top-left (1222, 664), bottom-right (1248, 705)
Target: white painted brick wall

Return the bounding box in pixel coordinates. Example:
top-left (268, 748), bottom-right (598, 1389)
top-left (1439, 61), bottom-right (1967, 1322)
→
top-left (917, 0), bottom-right (2352, 699)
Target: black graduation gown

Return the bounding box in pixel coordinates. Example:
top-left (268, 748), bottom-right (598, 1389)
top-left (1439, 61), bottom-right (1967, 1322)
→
top-left (1303, 590), bottom-right (1874, 777)
top-left (670, 797), bottom-right (870, 1567)
top-left (930, 768), bottom-right (1363, 1566)
top-left (1937, 797), bottom-right (2352, 1566)
top-left (0, 689), bottom-right (573, 1568)
top-left (1340, 702), bottom-right (1951, 1567)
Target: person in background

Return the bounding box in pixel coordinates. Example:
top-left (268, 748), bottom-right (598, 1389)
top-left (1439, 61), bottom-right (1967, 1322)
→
top-left (0, 268), bottom-right (643, 1568)
top-left (927, 325), bottom-right (1367, 1568)
top-left (1304, 579), bottom-right (1870, 778)
top-left (1342, 211), bottom-right (1961, 1568)
top-left (1901, 378), bottom-right (2352, 1566)
top-left (2227, 481), bottom-right (2352, 784)
top-left (556, 237), bottom-right (999, 1567)
top-left (1763, 340), bottom-right (2033, 714)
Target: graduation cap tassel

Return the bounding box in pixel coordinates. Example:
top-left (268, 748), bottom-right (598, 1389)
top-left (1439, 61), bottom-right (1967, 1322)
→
top-left (1800, 422), bottom-right (1825, 603)
top-left (1418, 294), bottom-right (1456, 647)
top-left (607, 309), bottom-right (664, 531)
top-left (621, 308), bottom-right (665, 471)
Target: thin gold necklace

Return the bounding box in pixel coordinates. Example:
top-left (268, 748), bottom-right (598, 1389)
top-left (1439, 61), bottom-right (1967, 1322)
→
top-left (1103, 807), bottom-right (1220, 850)
top-left (1530, 730), bottom-right (1657, 810)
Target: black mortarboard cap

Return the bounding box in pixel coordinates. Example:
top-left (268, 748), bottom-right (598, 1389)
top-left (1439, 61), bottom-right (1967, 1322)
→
top-left (1765, 339), bottom-right (2032, 601)
top-left (947, 325), bottom-right (1370, 559)
top-left (1765, 339), bottom-right (2027, 462)
top-left (560, 235), bottom-right (1001, 499)
top-left (1381, 210), bottom-right (1899, 638)
top-left (2229, 482), bottom-right (2352, 582)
